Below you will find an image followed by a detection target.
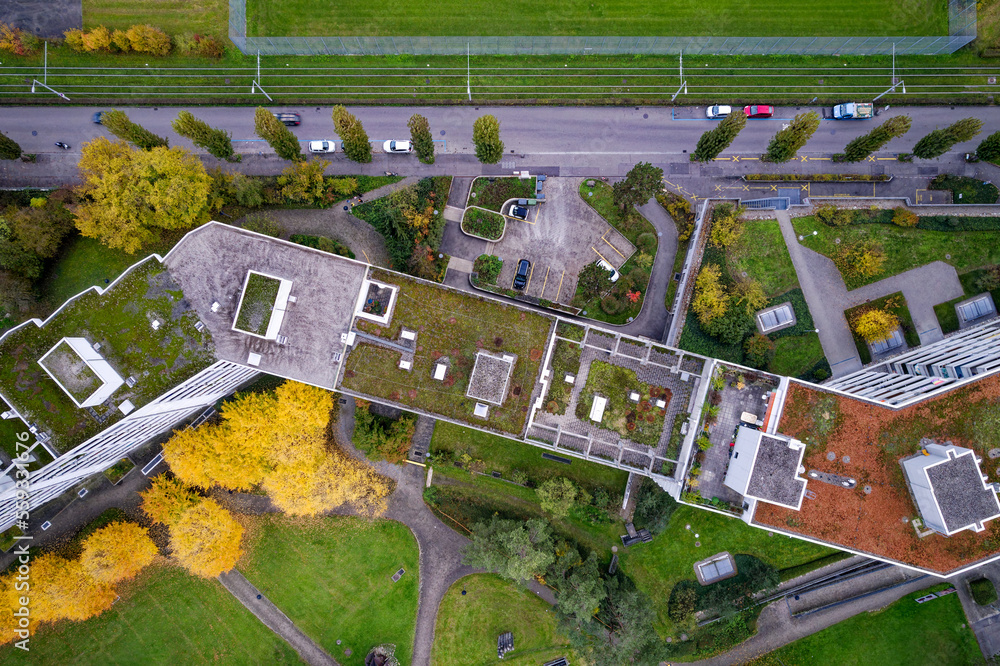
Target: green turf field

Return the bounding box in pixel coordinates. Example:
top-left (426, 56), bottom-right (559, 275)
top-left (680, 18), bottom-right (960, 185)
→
top-left (246, 0), bottom-right (947, 38)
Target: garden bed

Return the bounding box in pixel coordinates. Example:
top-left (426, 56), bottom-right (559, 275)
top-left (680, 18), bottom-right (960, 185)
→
top-left (103, 457), bottom-right (135, 485)
top-left (574, 361), bottom-right (670, 447)
top-left (234, 272), bottom-right (281, 336)
top-left (843, 291), bottom-right (919, 365)
top-left (467, 176), bottom-right (536, 211)
top-left (745, 173), bottom-right (891, 182)
top-left (929, 174), bottom-right (999, 204)
top-left (545, 339), bottom-right (583, 415)
top-left (461, 207), bottom-right (506, 241)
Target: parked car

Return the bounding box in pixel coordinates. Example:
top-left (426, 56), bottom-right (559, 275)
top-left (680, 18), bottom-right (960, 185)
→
top-left (508, 204), bottom-right (528, 220)
top-left (597, 258), bottom-right (620, 283)
top-left (383, 140), bottom-right (412, 153)
top-left (273, 112), bottom-right (301, 126)
top-left (744, 105), bottom-right (774, 118)
top-left (92, 111), bottom-right (104, 124)
top-left (308, 140), bottom-right (336, 153)
top-left (513, 259), bottom-right (532, 290)
top-left (706, 105), bottom-right (732, 119)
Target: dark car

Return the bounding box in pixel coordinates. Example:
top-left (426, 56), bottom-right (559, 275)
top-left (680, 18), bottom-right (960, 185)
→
top-left (508, 204), bottom-right (528, 220)
top-left (512, 259), bottom-right (531, 290)
top-left (92, 111), bottom-right (104, 124)
top-left (743, 105), bottom-right (774, 118)
top-left (273, 112), bottom-right (301, 126)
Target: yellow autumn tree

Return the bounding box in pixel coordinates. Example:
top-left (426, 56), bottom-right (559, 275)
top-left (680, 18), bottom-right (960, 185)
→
top-left (30, 553), bottom-right (117, 623)
top-left (140, 475), bottom-right (201, 526)
top-left (692, 264), bottom-right (728, 326)
top-left (81, 521), bottom-right (158, 584)
top-left (854, 308), bottom-right (899, 342)
top-left (273, 381), bottom-right (334, 437)
top-left (732, 279), bottom-right (768, 315)
top-left (169, 498), bottom-right (244, 578)
top-left (0, 572), bottom-right (32, 644)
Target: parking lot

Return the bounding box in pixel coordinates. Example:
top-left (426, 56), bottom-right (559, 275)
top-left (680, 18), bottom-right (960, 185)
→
top-left (493, 177), bottom-right (635, 304)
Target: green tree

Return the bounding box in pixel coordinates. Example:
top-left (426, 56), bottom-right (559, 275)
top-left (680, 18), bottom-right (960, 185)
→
top-left (708, 203), bottom-right (746, 248)
top-left (352, 402), bottom-right (416, 464)
top-left (75, 137), bottom-right (212, 253)
top-left (171, 111), bottom-right (235, 161)
top-left (744, 333), bottom-right (775, 369)
top-left (976, 131), bottom-right (1000, 163)
top-left (692, 264), bottom-right (728, 326)
top-left (587, 574), bottom-right (665, 665)
top-left (612, 162), bottom-right (664, 211)
top-left (537, 477), bottom-right (589, 519)
top-left (837, 115), bottom-right (912, 162)
top-left (407, 113), bottom-right (435, 164)
top-left (332, 105), bottom-right (372, 163)
top-left (0, 130), bottom-right (22, 160)
top-left (913, 117), bottom-right (983, 159)
top-left (693, 109), bottom-right (747, 161)
top-left (99, 109), bottom-right (169, 151)
top-left (472, 115), bottom-right (504, 164)
top-left (633, 478), bottom-right (677, 535)
top-left (668, 583), bottom-right (698, 624)
top-left (462, 516), bottom-right (554, 584)
top-left (254, 107), bottom-right (302, 162)
top-left (554, 553), bottom-right (606, 623)
top-left (577, 261), bottom-right (613, 300)
top-left (764, 111), bottom-right (820, 163)
top-left (277, 158), bottom-right (329, 204)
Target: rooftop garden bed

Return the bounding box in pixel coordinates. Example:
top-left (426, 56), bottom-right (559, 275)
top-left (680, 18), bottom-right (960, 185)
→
top-left (935, 267), bottom-right (1000, 335)
top-left (467, 176), bottom-right (536, 211)
top-left (341, 269), bottom-right (553, 435)
top-left (544, 338), bottom-right (583, 415)
top-left (40, 340), bottom-right (101, 404)
top-left (576, 180), bottom-right (657, 325)
top-left (574, 360), bottom-right (670, 447)
top-left (757, 377), bottom-right (1000, 574)
top-left (792, 214), bottom-right (1000, 290)
top-left (555, 320), bottom-right (586, 342)
top-left (844, 291), bottom-right (920, 365)
top-left (461, 207), bottom-right (506, 241)
top-left (0, 259), bottom-right (214, 452)
top-left (234, 272), bottom-right (281, 336)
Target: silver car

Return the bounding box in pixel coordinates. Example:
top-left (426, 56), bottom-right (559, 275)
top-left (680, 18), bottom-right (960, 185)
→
top-left (706, 105), bottom-right (732, 119)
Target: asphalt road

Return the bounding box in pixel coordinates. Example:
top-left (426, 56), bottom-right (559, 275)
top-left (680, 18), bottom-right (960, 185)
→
top-left (1, 105), bottom-right (995, 163)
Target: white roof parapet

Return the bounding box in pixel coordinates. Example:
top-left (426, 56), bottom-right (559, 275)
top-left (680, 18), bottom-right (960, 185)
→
top-left (37, 337), bottom-right (125, 409)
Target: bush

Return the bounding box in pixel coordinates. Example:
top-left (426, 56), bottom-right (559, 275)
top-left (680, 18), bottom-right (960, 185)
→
top-left (635, 232), bottom-right (656, 254)
top-left (289, 234), bottom-right (354, 259)
top-left (633, 478), bottom-right (677, 535)
top-left (0, 21), bottom-right (38, 55)
top-left (709, 203), bottom-right (746, 248)
top-left (537, 477), bottom-right (589, 519)
top-left (125, 24), bottom-right (172, 56)
top-left (655, 191), bottom-right (696, 241)
top-left (892, 207), bottom-right (919, 227)
top-left (815, 204), bottom-right (853, 227)
top-left (971, 578), bottom-right (997, 606)
top-left (473, 254), bottom-right (503, 284)
top-left (462, 208), bottom-right (506, 240)
top-left (601, 294), bottom-right (622, 314)
top-left (743, 333), bottom-right (775, 369)
top-left (197, 36), bottom-right (225, 59)
top-left (352, 403), bottom-right (416, 464)
top-left (241, 213), bottom-right (282, 237)
top-left (668, 583), bottom-right (698, 623)
top-left (230, 173), bottom-right (265, 207)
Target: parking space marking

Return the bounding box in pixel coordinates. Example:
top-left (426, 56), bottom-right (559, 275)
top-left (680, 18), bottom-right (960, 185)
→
top-left (524, 262), bottom-right (535, 292)
top-left (592, 246), bottom-right (614, 267)
top-left (540, 266), bottom-right (551, 298)
top-left (601, 232), bottom-right (627, 260)
top-left (507, 213), bottom-right (535, 225)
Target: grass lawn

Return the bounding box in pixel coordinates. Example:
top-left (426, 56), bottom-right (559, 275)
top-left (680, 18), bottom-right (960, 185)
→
top-left (620, 504), bottom-right (837, 637)
top-left (84, 0), bottom-right (229, 37)
top-left (791, 215), bottom-right (1000, 290)
top-left (727, 220), bottom-right (797, 296)
top-left (760, 583), bottom-right (980, 666)
top-left (770, 333), bottom-right (825, 378)
top-left (246, 0), bottom-right (945, 37)
top-left (468, 177), bottom-right (536, 211)
top-left (576, 180), bottom-right (657, 325)
top-left (432, 574), bottom-right (573, 666)
top-left (342, 269), bottom-right (553, 435)
top-left (429, 420), bottom-right (629, 496)
top-left (935, 267), bottom-right (1000, 334)
top-left (239, 515), bottom-right (419, 666)
top-left (0, 564), bottom-right (299, 664)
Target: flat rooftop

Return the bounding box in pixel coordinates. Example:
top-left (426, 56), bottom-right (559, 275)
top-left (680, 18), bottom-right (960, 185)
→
top-left (164, 223), bottom-right (367, 389)
top-left (746, 435), bottom-right (807, 509)
top-left (754, 376), bottom-right (1000, 575)
top-left (926, 452), bottom-right (1000, 534)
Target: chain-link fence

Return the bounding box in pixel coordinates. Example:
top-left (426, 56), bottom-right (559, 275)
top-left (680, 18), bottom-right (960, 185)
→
top-left (230, 0), bottom-right (975, 56)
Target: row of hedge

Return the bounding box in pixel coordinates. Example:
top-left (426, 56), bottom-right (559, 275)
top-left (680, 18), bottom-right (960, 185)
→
top-left (746, 173), bottom-right (891, 182)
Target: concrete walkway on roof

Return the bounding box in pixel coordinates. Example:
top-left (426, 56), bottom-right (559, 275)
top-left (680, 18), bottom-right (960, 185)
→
top-left (775, 210), bottom-right (965, 378)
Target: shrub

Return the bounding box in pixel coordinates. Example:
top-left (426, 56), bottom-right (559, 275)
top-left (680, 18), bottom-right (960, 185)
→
top-left (633, 479), bottom-right (677, 534)
top-left (892, 207), bottom-right (919, 227)
top-left (0, 22), bottom-right (38, 55)
top-left (63, 29), bottom-right (85, 52)
top-left (744, 333), bottom-right (775, 369)
top-left (242, 213), bottom-right (282, 237)
top-left (635, 232), bottom-right (656, 254)
top-left (668, 583), bottom-right (698, 623)
top-left (655, 191), bottom-right (696, 241)
top-left (692, 264), bottom-right (728, 326)
top-left (815, 204), bottom-right (853, 227)
top-left (697, 435), bottom-right (712, 451)
top-left (709, 203), bottom-right (746, 248)
top-left (230, 173), bottom-right (264, 207)
top-left (971, 578), bottom-right (997, 606)
top-left (537, 477), bottom-right (588, 518)
top-left (82, 25), bottom-right (113, 52)
top-left (835, 240), bottom-right (885, 279)
top-left (125, 24), bottom-right (172, 56)
top-left (976, 266), bottom-right (1000, 292)
top-left (473, 254), bottom-right (503, 284)
top-left (601, 294), bottom-right (622, 314)
top-left (509, 469), bottom-right (529, 486)
top-left (197, 36), bottom-right (225, 59)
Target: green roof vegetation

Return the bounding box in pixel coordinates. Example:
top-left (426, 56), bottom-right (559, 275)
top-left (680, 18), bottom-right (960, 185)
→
top-left (0, 259), bottom-right (215, 452)
top-left (234, 271), bottom-right (281, 336)
top-left (39, 340), bottom-right (101, 404)
top-left (574, 360), bottom-right (670, 447)
top-left (342, 269), bottom-right (553, 435)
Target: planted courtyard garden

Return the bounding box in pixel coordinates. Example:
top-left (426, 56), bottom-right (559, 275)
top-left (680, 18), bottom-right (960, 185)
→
top-left (545, 338), bottom-right (583, 415)
top-left (575, 361), bottom-right (670, 447)
top-left (576, 180), bottom-right (657, 325)
top-left (467, 176), bottom-right (537, 211)
top-left (461, 207), bottom-right (506, 241)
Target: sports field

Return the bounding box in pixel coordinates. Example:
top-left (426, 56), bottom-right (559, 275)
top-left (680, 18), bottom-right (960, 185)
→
top-left (246, 0), bottom-right (947, 37)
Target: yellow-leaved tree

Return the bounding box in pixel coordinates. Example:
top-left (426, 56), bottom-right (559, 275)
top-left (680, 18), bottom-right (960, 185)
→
top-left (692, 265), bottom-right (728, 326)
top-left (854, 308), bottom-right (899, 342)
top-left (169, 498), bottom-right (244, 578)
top-left (81, 521), bottom-right (158, 584)
top-left (140, 474), bottom-right (202, 526)
top-left (74, 136), bottom-right (212, 253)
top-left (30, 553), bottom-right (117, 623)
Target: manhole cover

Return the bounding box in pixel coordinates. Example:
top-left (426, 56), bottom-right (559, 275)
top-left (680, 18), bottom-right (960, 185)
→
top-left (990, 77), bottom-right (997, 85)
top-left (989, 448), bottom-right (1000, 459)
top-left (680, 634), bottom-right (689, 641)
top-left (842, 456), bottom-right (851, 464)
top-left (826, 452), bottom-right (836, 461)
top-left (695, 541), bottom-right (701, 547)
top-left (864, 485), bottom-right (872, 494)
top-left (946, 254), bottom-right (951, 259)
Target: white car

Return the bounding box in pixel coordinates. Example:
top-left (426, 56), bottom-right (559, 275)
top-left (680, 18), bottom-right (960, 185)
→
top-left (308, 140), bottom-right (336, 153)
top-left (597, 259), bottom-right (620, 283)
top-left (706, 105), bottom-right (732, 119)
top-left (383, 140), bottom-right (412, 154)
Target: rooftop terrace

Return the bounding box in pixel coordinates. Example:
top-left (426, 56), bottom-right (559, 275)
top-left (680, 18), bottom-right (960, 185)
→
top-left (0, 258), bottom-right (215, 452)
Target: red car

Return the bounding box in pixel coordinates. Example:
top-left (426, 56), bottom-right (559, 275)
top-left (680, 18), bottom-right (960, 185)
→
top-left (744, 105), bottom-right (774, 118)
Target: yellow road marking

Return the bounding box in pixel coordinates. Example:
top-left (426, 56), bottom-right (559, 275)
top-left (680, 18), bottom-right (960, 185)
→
top-left (771, 185), bottom-right (778, 192)
top-left (732, 155), bottom-right (740, 162)
top-left (742, 156), bottom-right (759, 161)
top-left (811, 157), bottom-right (831, 161)
top-left (602, 235), bottom-right (627, 259)
top-left (867, 155), bottom-right (877, 162)
top-left (524, 261), bottom-right (535, 292)
top-left (591, 246), bottom-right (614, 267)
top-left (540, 266), bottom-right (551, 298)
top-left (555, 269), bottom-right (565, 302)
top-left (876, 157), bottom-right (896, 161)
